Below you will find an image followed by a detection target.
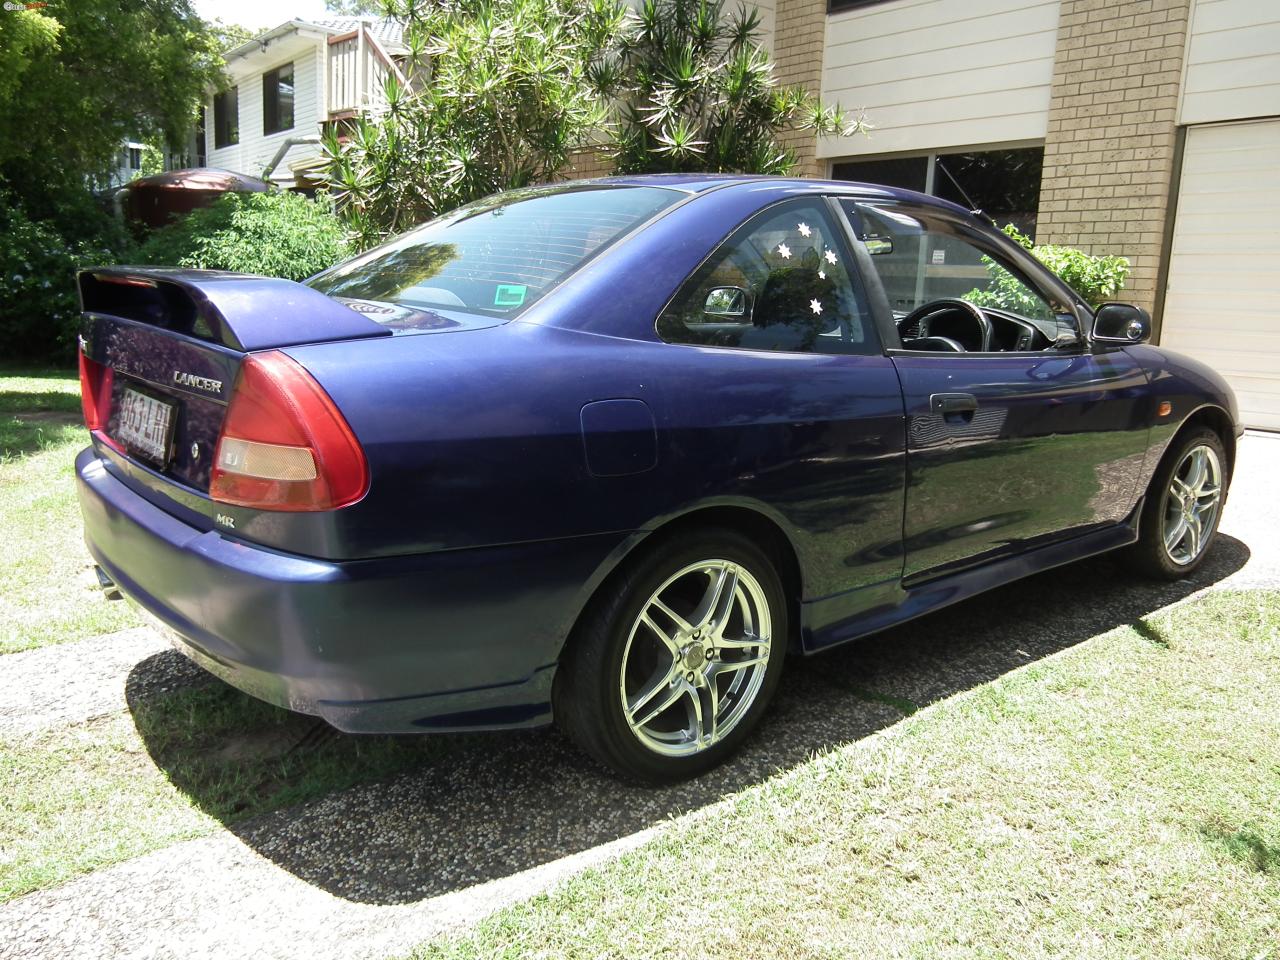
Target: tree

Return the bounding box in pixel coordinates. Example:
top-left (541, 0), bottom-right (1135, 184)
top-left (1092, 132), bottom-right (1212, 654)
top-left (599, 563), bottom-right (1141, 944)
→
top-left (0, 0), bottom-right (225, 211)
top-left (325, 0), bottom-right (627, 249)
top-left (209, 19), bottom-right (255, 52)
top-left (324, 0), bottom-right (389, 14)
top-left (0, 0), bottom-right (227, 361)
top-left (602, 0), bottom-right (863, 174)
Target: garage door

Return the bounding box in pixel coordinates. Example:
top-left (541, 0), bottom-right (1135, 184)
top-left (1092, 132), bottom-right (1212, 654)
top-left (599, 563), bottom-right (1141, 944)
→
top-left (1161, 119), bottom-right (1280, 431)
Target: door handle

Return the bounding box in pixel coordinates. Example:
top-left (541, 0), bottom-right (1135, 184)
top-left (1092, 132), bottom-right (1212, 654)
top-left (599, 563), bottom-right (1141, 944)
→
top-left (930, 393), bottom-right (979, 416)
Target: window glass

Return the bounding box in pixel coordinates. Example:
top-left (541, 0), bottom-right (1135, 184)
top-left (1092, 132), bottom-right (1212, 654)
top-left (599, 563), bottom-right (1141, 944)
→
top-left (933, 147), bottom-right (1043, 239)
top-left (657, 199), bottom-right (877, 356)
top-left (213, 87), bottom-right (238, 148)
top-left (308, 185), bottom-right (680, 321)
top-left (843, 200), bottom-right (1060, 323)
top-left (831, 155), bottom-right (927, 193)
top-left (263, 63), bottom-right (294, 135)
top-left (831, 146), bottom-right (1044, 240)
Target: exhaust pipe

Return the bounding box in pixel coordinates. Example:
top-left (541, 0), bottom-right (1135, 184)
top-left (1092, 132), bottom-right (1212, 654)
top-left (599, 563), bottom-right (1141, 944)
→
top-left (94, 565), bottom-right (123, 601)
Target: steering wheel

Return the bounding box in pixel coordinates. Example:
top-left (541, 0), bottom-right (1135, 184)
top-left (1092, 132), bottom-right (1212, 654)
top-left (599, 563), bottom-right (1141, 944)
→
top-left (903, 298), bottom-right (991, 352)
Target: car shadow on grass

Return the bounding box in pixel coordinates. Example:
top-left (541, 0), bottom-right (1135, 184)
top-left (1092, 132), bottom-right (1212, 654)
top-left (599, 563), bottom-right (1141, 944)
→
top-left (125, 534), bottom-right (1250, 906)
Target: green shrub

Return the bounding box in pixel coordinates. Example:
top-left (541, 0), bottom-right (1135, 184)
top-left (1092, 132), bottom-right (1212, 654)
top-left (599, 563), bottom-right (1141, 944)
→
top-left (0, 187), bottom-right (126, 363)
top-left (135, 191), bottom-right (349, 281)
top-left (969, 224), bottom-right (1130, 312)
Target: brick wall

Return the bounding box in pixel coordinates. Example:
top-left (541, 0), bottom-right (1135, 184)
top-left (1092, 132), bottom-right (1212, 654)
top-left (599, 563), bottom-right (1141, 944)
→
top-left (773, 0), bottom-right (828, 177)
top-left (556, 146), bottom-right (615, 182)
top-left (1036, 0), bottom-right (1192, 313)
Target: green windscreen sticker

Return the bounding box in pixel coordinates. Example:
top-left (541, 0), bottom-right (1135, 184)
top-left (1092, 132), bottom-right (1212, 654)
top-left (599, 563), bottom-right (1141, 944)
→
top-left (494, 284), bottom-right (528, 308)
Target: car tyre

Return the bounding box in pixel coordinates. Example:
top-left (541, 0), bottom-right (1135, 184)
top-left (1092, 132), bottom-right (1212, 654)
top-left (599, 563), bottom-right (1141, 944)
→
top-left (555, 528), bottom-right (788, 784)
top-left (1128, 426), bottom-right (1228, 580)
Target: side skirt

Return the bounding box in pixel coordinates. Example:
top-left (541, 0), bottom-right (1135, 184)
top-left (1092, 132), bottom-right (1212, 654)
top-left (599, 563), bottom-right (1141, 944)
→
top-left (801, 505), bottom-right (1142, 655)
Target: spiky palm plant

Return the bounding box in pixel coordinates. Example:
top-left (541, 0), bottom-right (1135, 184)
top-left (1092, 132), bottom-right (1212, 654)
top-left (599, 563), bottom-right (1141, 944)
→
top-left (603, 0), bottom-right (864, 174)
top-left (324, 0), bottom-right (627, 250)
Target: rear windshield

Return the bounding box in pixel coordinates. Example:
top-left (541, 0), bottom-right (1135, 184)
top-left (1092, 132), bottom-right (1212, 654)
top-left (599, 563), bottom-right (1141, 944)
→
top-left (307, 185), bottom-right (680, 321)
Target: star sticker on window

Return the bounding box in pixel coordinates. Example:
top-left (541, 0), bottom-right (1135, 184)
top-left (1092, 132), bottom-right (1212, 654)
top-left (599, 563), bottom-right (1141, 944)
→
top-left (809, 298), bottom-right (823, 315)
top-left (824, 249), bottom-right (838, 265)
top-left (818, 269), bottom-right (827, 280)
top-left (777, 243), bottom-right (792, 260)
top-left (797, 222), bottom-right (812, 238)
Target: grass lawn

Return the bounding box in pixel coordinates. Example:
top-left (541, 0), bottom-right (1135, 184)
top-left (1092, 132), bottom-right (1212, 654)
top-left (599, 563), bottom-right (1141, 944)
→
top-left (0, 368), bottom-right (140, 653)
top-left (415, 590), bottom-right (1280, 960)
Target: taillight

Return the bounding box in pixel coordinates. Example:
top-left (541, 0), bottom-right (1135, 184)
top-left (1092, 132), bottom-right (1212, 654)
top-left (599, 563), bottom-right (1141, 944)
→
top-left (209, 351), bottom-right (368, 512)
top-left (78, 348), bottom-right (113, 431)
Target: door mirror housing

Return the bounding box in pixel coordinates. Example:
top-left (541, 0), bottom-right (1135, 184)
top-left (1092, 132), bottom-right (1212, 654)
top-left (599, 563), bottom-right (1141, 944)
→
top-left (704, 286), bottom-right (749, 318)
top-left (1091, 302), bottom-right (1151, 344)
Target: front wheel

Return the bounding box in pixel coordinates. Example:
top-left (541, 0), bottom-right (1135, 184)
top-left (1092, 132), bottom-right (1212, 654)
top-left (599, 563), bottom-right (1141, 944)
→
top-left (1128, 427), bottom-right (1228, 579)
top-left (555, 529), bottom-right (787, 783)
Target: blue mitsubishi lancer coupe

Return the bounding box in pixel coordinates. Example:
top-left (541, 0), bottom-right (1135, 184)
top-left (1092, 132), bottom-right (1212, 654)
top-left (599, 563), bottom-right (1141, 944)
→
top-left (76, 175), bottom-right (1240, 781)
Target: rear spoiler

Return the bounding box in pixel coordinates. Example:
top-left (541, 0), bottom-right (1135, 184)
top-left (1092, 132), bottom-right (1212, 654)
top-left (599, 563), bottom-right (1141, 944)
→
top-left (77, 267), bottom-right (391, 351)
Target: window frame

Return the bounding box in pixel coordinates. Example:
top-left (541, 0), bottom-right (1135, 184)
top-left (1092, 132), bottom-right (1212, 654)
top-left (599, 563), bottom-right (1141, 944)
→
top-left (828, 0), bottom-right (893, 13)
top-left (840, 199), bottom-right (1090, 358)
top-left (654, 196), bottom-right (885, 358)
top-left (262, 62), bottom-right (295, 136)
top-left (212, 86), bottom-right (238, 149)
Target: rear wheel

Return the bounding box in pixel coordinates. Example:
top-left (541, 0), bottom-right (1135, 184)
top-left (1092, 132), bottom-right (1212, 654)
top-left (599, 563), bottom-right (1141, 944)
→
top-left (555, 529), bottom-right (787, 783)
top-left (1128, 427), bottom-right (1228, 579)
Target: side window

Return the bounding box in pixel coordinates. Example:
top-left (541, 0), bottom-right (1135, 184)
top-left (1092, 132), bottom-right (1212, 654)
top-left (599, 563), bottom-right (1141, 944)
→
top-left (842, 200), bottom-right (1065, 324)
top-left (657, 199), bottom-right (878, 355)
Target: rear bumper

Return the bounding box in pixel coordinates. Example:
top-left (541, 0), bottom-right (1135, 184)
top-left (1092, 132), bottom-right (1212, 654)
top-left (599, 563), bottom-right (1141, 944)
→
top-left (76, 448), bottom-right (632, 732)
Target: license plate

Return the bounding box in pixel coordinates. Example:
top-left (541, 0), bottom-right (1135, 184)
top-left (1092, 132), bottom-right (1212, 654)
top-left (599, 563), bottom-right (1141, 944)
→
top-left (115, 388), bottom-right (177, 465)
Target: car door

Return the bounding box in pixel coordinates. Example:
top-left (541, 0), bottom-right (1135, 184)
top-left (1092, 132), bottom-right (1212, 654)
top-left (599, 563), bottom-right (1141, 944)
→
top-left (839, 198), bottom-right (1151, 583)
top-left (651, 196), bottom-right (907, 610)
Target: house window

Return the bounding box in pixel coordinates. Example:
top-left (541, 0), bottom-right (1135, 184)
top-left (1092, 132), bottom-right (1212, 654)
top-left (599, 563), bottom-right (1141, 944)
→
top-left (213, 87), bottom-right (239, 149)
top-left (833, 146), bottom-right (1045, 239)
top-left (263, 63), bottom-right (295, 135)
top-left (828, 0), bottom-right (892, 12)
top-left (128, 147), bottom-right (142, 171)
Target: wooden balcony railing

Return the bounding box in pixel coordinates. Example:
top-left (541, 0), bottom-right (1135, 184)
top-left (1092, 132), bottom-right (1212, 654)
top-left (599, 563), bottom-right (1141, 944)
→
top-left (327, 26), bottom-right (408, 119)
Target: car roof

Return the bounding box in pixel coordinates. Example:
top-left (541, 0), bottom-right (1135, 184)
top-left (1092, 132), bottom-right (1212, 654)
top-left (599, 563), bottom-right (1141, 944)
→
top-left (574, 173), bottom-right (977, 219)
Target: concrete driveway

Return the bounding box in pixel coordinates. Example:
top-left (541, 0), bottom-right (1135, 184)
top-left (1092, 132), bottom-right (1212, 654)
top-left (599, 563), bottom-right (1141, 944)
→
top-left (3, 433), bottom-right (1277, 960)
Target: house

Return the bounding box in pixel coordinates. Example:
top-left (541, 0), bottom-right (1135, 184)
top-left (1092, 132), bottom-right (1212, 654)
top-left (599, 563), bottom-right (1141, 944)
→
top-left (202, 17), bottom-right (409, 189)
top-left (105, 141), bottom-right (149, 189)
top-left (762, 0), bottom-right (1279, 430)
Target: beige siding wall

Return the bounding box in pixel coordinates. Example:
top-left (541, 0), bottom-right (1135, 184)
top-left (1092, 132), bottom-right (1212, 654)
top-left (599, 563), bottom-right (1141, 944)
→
top-left (819, 0), bottom-right (1059, 160)
top-left (774, 0), bottom-right (828, 176)
top-left (1036, 0), bottom-right (1192, 313)
top-left (1180, 0), bottom-right (1280, 125)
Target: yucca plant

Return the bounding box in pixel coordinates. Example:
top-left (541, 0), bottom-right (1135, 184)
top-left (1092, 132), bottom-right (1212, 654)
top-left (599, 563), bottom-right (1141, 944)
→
top-left (603, 0), bottom-right (864, 174)
top-left (324, 0), bottom-right (628, 250)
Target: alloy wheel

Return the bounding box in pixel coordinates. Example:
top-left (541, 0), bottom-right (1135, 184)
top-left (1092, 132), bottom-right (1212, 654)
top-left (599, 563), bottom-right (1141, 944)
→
top-left (1162, 443), bottom-right (1223, 566)
top-left (619, 559), bottom-right (772, 757)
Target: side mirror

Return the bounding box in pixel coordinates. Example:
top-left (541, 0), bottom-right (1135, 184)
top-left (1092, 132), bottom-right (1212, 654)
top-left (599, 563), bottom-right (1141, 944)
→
top-left (1092, 302), bottom-right (1151, 344)
top-left (704, 286), bottom-right (749, 318)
